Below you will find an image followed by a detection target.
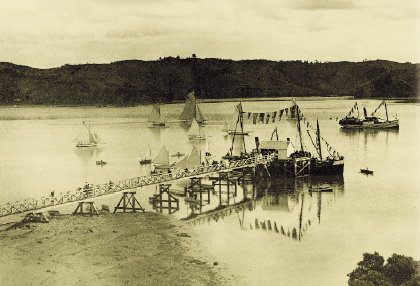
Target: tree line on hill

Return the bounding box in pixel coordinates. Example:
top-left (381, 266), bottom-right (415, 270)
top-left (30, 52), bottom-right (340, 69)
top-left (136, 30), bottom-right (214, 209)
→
top-left (0, 57), bottom-right (418, 106)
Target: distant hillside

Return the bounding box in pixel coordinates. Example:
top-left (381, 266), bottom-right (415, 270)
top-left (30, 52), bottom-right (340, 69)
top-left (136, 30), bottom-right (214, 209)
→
top-left (0, 58), bottom-right (418, 106)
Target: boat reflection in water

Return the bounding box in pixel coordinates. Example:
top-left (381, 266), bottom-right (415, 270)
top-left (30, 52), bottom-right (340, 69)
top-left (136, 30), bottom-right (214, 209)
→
top-left (169, 174), bottom-right (344, 242)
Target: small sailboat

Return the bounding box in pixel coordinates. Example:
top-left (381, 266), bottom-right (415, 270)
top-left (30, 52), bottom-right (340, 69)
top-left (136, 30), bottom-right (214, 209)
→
top-left (187, 118), bottom-right (206, 140)
top-left (222, 103), bottom-right (252, 135)
top-left (148, 104), bottom-right (166, 127)
top-left (152, 145), bottom-right (170, 170)
top-left (75, 122), bottom-right (103, 147)
top-left (179, 91), bottom-right (208, 124)
top-left (174, 145), bottom-right (201, 170)
top-left (222, 120), bottom-right (252, 135)
top-left (140, 146), bottom-right (152, 165)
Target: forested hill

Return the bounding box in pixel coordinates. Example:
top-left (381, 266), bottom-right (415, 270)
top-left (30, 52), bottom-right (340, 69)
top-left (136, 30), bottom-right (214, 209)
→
top-left (0, 58), bottom-right (418, 106)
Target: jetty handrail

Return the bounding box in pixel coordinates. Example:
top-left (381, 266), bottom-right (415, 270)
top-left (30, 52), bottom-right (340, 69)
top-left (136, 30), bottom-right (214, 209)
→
top-left (0, 153), bottom-right (275, 217)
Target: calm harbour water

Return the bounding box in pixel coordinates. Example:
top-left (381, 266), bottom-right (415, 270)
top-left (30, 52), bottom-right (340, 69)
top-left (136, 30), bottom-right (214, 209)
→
top-left (0, 99), bottom-right (419, 285)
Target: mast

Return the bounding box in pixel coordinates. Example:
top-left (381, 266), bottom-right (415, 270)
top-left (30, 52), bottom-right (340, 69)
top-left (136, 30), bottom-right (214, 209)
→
top-left (296, 107), bottom-right (304, 152)
top-left (230, 103), bottom-right (246, 155)
top-left (385, 102), bottom-right (389, 121)
top-left (316, 119), bottom-right (322, 161)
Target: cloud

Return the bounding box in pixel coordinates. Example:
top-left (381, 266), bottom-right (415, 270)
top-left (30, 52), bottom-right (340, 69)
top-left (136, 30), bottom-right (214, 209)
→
top-left (0, 0), bottom-right (418, 68)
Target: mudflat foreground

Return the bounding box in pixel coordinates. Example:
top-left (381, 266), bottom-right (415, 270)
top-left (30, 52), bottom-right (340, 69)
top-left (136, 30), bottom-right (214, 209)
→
top-left (0, 211), bottom-right (235, 286)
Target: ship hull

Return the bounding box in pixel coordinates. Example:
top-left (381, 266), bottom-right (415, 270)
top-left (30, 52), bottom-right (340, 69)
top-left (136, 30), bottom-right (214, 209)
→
top-left (263, 158), bottom-right (344, 177)
top-left (76, 143), bottom-right (97, 147)
top-left (340, 119), bottom-right (399, 129)
top-left (310, 159), bottom-right (344, 176)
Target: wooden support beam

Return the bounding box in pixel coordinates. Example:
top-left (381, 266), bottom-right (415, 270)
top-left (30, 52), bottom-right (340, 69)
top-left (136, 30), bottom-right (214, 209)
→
top-left (114, 192), bottom-right (145, 213)
top-left (22, 212), bottom-right (49, 223)
top-left (73, 201), bottom-right (100, 216)
top-left (150, 184), bottom-right (179, 214)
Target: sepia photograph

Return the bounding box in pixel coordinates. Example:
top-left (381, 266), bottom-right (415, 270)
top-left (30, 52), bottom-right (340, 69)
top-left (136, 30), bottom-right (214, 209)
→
top-left (0, 1), bottom-right (419, 285)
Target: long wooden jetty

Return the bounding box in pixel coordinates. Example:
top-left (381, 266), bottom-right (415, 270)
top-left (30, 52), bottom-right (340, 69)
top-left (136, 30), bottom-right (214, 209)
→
top-left (0, 154), bottom-right (275, 218)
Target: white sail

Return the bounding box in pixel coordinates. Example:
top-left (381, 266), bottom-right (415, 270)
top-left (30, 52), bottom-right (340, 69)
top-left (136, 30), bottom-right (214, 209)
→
top-left (140, 146), bottom-right (152, 160)
top-left (148, 104), bottom-right (165, 125)
top-left (179, 91), bottom-right (207, 123)
top-left (187, 118), bottom-right (205, 139)
top-left (152, 145), bottom-right (169, 166)
top-left (180, 92), bottom-right (196, 121)
top-left (195, 105), bottom-right (208, 122)
top-left (75, 123), bottom-right (102, 146)
top-left (175, 146), bottom-right (200, 170)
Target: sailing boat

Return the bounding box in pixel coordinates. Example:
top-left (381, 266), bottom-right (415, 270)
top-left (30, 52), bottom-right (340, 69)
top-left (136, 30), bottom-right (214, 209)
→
top-left (174, 145), bottom-right (201, 170)
top-left (222, 104), bottom-right (252, 135)
top-left (148, 104), bottom-right (166, 127)
top-left (179, 91), bottom-right (208, 123)
top-left (187, 118), bottom-right (206, 140)
top-left (339, 100), bottom-right (399, 129)
top-left (152, 145), bottom-right (170, 170)
top-left (259, 105), bottom-right (344, 177)
top-left (309, 119), bottom-right (344, 175)
top-left (139, 146), bottom-right (152, 165)
top-left (75, 122), bottom-right (103, 147)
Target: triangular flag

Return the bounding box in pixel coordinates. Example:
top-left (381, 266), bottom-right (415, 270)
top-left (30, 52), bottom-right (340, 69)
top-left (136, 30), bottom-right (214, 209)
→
top-left (253, 113), bottom-right (258, 124)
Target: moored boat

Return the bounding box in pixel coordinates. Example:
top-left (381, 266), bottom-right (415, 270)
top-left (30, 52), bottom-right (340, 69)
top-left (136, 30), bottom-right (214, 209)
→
top-left (360, 168), bottom-right (374, 175)
top-left (140, 146), bottom-right (152, 165)
top-left (179, 91), bottom-right (208, 124)
top-left (260, 106), bottom-right (344, 177)
top-left (222, 104), bottom-right (253, 135)
top-left (339, 101), bottom-right (399, 129)
top-left (309, 186), bottom-right (333, 192)
top-left (187, 118), bottom-right (206, 140)
top-left (75, 122), bottom-right (103, 147)
top-left (148, 104), bottom-right (167, 127)
top-left (96, 160), bottom-right (107, 165)
top-left (152, 145), bottom-right (170, 170)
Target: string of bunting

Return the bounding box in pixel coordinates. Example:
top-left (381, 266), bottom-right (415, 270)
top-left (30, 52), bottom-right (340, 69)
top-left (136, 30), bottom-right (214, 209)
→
top-left (247, 105), bottom-right (297, 124)
top-left (297, 109), bottom-right (343, 159)
top-left (241, 102), bottom-right (342, 159)
top-left (347, 102), bottom-right (359, 117)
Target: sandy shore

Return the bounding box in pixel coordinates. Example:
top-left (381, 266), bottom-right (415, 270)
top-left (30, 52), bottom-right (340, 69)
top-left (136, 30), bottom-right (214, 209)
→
top-left (0, 211), bottom-right (237, 286)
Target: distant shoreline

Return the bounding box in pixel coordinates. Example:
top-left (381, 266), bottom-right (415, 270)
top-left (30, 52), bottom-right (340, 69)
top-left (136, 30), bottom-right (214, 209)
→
top-left (1, 96), bottom-right (419, 108)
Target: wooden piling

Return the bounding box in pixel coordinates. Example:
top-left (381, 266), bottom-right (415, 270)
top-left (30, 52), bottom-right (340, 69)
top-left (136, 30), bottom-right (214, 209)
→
top-left (73, 201), bottom-right (100, 216)
top-left (114, 192), bottom-right (145, 213)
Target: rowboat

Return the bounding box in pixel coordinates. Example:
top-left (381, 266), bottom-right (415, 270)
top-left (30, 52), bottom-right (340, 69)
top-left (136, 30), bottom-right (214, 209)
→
top-left (309, 186), bottom-right (333, 192)
top-left (361, 168), bottom-right (374, 175)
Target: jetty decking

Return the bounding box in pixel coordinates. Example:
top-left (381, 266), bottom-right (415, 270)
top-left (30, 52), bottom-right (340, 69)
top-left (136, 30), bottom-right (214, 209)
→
top-left (0, 154), bottom-right (275, 217)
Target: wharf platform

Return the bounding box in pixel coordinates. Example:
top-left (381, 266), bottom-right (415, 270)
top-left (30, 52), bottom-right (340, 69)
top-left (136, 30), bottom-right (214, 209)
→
top-left (0, 154), bottom-right (275, 218)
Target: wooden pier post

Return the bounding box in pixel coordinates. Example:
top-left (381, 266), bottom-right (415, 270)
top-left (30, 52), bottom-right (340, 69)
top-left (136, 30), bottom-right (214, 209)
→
top-left (73, 201), bottom-right (100, 216)
top-left (150, 184), bottom-right (179, 214)
top-left (114, 192), bottom-right (145, 213)
top-left (22, 212), bottom-right (49, 223)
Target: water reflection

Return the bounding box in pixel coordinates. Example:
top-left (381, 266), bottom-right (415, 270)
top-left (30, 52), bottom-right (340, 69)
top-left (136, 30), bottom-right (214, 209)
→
top-left (340, 127), bottom-right (399, 137)
top-left (75, 146), bottom-right (102, 161)
top-left (156, 174), bottom-right (346, 242)
top-left (147, 125), bottom-right (162, 142)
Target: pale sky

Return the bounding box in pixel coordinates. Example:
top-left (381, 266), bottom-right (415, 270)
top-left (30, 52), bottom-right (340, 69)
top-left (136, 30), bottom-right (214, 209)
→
top-left (1, 0), bottom-right (419, 69)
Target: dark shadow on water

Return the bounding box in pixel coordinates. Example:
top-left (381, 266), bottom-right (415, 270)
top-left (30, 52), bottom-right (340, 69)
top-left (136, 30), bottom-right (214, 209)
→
top-left (162, 173), bottom-right (346, 242)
